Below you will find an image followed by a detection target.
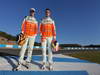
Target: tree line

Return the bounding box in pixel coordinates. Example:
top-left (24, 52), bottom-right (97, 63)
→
top-left (0, 31), bottom-right (16, 41)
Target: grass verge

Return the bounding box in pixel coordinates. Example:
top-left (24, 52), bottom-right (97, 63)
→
top-left (64, 50), bottom-right (100, 64)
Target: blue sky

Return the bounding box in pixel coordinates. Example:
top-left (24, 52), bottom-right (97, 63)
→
top-left (0, 0), bottom-right (100, 45)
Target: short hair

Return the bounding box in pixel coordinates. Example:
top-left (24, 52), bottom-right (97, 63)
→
top-left (45, 8), bottom-right (51, 12)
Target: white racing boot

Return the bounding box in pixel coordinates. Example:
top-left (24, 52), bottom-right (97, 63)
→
top-left (22, 61), bottom-right (30, 69)
top-left (41, 62), bottom-right (46, 70)
top-left (13, 63), bottom-right (22, 71)
top-left (48, 63), bottom-right (53, 71)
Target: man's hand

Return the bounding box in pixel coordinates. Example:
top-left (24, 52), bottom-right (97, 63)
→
top-left (53, 36), bottom-right (56, 40)
top-left (21, 31), bottom-right (24, 34)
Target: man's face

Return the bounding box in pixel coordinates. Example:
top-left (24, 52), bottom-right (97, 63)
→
top-left (45, 10), bottom-right (51, 17)
top-left (30, 11), bottom-right (35, 16)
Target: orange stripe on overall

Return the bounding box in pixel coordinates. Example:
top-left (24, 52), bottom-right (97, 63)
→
top-left (40, 23), bottom-right (56, 42)
top-left (22, 21), bottom-right (38, 36)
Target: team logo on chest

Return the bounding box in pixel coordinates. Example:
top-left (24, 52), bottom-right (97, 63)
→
top-left (42, 18), bottom-right (53, 24)
top-left (26, 16), bottom-right (37, 23)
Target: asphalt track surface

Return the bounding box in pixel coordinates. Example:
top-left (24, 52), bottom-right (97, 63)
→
top-left (0, 48), bottom-right (100, 56)
top-left (0, 48), bottom-right (100, 75)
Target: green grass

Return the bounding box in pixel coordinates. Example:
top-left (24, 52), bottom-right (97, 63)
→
top-left (65, 50), bottom-right (100, 64)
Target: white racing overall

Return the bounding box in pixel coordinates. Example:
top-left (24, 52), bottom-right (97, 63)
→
top-left (16, 16), bottom-right (38, 70)
top-left (40, 17), bottom-right (56, 70)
